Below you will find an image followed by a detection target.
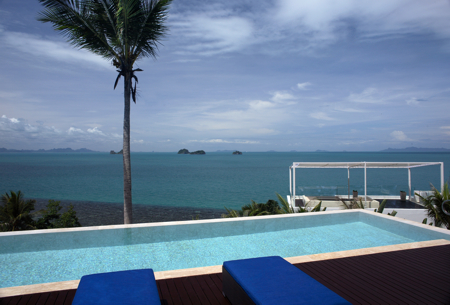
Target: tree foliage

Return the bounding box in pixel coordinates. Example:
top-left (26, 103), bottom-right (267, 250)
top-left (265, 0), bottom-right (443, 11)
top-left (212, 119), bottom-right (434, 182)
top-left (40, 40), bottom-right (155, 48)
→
top-left (0, 191), bottom-right (36, 231)
top-left (0, 191), bottom-right (81, 231)
top-left (222, 193), bottom-right (325, 218)
top-left (416, 183), bottom-right (450, 229)
top-left (35, 200), bottom-right (81, 229)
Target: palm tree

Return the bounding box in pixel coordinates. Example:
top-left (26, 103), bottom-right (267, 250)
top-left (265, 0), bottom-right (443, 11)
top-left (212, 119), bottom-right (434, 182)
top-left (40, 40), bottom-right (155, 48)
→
top-left (38, 0), bottom-right (172, 224)
top-left (0, 191), bottom-right (36, 231)
top-left (416, 183), bottom-right (450, 229)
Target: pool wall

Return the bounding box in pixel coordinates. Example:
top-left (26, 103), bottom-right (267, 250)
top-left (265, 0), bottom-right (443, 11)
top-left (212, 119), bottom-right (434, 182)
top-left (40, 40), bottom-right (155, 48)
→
top-left (359, 211), bottom-right (450, 241)
top-left (1, 210), bottom-right (449, 254)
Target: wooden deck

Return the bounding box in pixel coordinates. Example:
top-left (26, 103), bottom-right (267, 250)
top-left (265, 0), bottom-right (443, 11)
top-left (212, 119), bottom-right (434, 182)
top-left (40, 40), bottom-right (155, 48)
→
top-left (1, 244), bottom-right (449, 305)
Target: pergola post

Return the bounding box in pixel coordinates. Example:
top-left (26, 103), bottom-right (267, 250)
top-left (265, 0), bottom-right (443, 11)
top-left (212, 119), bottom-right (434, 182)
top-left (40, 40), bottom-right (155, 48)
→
top-left (293, 166), bottom-right (296, 208)
top-left (364, 162), bottom-right (367, 207)
top-left (408, 167), bottom-right (411, 200)
top-left (348, 167), bottom-right (350, 199)
top-left (441, 162), bottom-right (445, 193)
top-left (289, 166), bottom-right (292, 206)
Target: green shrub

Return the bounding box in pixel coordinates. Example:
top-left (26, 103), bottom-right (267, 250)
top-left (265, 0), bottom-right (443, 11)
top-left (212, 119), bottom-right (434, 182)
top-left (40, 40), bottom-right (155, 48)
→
top-left (36, 200), bottom-right (81, 229)
top-left (416, 183), bottom-right (450, 229)
top-left (0, 191), bottom-right (36, 231)
top-left (0, 191), bottom-right (81, 231)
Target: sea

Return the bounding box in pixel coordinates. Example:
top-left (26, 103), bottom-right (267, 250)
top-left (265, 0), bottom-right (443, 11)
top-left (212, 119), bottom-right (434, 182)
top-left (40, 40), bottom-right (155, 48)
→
top-left (0, 152), bottom-right (449, 213)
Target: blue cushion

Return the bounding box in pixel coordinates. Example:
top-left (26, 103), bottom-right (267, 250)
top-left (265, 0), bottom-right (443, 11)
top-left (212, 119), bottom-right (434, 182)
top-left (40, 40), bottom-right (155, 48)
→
top-left (223, 256), bottom-right (350, 305)
top-left (72, 269), bottom-right (161, 305)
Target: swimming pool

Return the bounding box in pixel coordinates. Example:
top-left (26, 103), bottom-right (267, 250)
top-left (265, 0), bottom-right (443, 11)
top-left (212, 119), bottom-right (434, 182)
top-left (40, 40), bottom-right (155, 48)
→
top-left (1, 210), bottom-right (449, 288)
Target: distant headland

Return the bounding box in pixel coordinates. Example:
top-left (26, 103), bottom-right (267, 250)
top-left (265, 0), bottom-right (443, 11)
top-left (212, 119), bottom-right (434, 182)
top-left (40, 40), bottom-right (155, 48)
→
top-left (177, 149), bottom-right (206, 155)
top-left (0, 147), bottom-right (96, 153)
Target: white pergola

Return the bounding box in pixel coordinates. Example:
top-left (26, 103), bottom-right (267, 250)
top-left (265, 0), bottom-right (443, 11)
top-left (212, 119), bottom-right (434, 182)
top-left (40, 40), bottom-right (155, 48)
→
top-left (289, 162), bottom-right (444, 205)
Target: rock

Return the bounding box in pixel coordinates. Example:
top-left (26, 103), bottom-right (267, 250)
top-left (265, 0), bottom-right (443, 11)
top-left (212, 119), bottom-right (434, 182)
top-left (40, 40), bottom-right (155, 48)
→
top-left (232, 151), bottom-right (242, 155)
top-left (178, 148), bottom-right (190, 154)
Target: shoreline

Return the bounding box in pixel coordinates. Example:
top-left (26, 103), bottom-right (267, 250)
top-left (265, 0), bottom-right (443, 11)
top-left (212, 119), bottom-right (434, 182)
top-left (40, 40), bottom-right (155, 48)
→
top-left (32, 199), bottom-right (226, 227)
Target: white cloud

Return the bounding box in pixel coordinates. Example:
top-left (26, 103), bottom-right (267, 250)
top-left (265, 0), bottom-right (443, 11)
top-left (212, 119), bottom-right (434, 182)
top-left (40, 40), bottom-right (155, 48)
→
top-left (271, 91), bottom-right (295, 103)
top-left (171, 12), bottom-right (254, 55)
top-left (275, 0), bottom-right (450, 46)
top-left (250, 128), bottom-right (277, 135)
top-left (133, 139), bottom-right (144, 144)
top-left (335, 107), bottom-right (365, 113)
top-left (67, 127), bottom-right (85, 135)
top-left (0, 31), bottom-right (111, 69)
top-left (0, 115), bottom-right (62, 136)
top-left (87, 127), bottom-right (105, 136)
top-left (310, 112), bottom-right (335, 121)
top-left (348, 88), bottom-right (384, 104)
top-left (297, 82), bottom-right (312, 90)
top-left (390, 130), bottom-right (413, 141)
top-left (406, 97), bottom-right (425, 105)
top-left (190, 139), bottom-right (260, 144)
top-left (0, 115), bottom-right (125, 148)
top-left (248, 100), bottom-right (275, 110)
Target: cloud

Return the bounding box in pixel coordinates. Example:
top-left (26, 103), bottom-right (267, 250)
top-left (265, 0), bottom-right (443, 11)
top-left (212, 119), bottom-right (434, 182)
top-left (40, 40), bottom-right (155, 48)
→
top-left (189, 139), bottom-right (260, 144)
top-left (406, 97), bottom-right (426, 105)
top-left (440, 126), bottom-right (450, 135)
top-left (248, 100), bottom-right (275, 110)
top-left (271, 91), bottom-right (296, 103)
top-left (335, 107), bottom-right (365, 113)
top-left (274, 0), bottom-right (450, 47)
top-left (297, 82), bottom-right (312, 90)
top-left (87, 127), bottom-right (105, 136)
top-left (390, 130), bottom-right (413, 141)
top-left (0, 115), bottom-right (52, 133)
top-left (348, 88), bottom-right (384, 104)
top-left (170, 11), bottom-right (254, 55)
top-left (0, 115), bottom-right (121, 146)
top-left (67, 127), bottom-right (85, 135)
top-left (0, 31), bottom-right (111, 69)
top-left (310, 112), bottom-right (335, 121)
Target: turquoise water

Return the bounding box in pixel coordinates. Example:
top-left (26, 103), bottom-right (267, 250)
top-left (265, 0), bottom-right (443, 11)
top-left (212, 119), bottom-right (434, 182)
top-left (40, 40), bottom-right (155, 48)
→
top-left (0, 221), bottom-right (417, 288)
top-left (0, 152), bottom-right (448, 209)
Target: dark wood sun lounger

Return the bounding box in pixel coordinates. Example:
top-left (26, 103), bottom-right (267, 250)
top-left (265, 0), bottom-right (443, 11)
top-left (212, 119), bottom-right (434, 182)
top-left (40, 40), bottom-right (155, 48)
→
top-left (72, 269), bottom-right (161, 305)
top-left (222, 256), bottom-right (351, 305)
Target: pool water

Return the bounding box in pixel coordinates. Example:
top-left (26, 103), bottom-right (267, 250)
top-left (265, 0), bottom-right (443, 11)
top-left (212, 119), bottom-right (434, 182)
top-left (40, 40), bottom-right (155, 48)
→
top-left (0, 221), bottom-right (416, 288)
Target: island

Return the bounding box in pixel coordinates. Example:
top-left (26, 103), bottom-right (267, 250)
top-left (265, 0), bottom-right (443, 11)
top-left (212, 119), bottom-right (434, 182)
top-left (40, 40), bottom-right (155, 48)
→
top-left (232, 151), bottom-right (242, 155)
top-left (177, 148), bottom-right (190, 154)
top-left (177, 149), bottom-right (206, 155)
top-left (110, 149), bottom-right (123, 154)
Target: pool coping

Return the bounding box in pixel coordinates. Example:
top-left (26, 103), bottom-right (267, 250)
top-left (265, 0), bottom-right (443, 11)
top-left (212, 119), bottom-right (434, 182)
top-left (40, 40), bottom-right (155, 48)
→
top-left (0, 208), bottom-right (448, 237)
top-left (1, 209), bottom-right (450, 297)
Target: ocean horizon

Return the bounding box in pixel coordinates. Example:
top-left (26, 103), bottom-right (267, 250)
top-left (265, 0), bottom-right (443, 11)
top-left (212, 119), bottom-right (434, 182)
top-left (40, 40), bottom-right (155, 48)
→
top-left (1, 151), bottom-right (449, 211)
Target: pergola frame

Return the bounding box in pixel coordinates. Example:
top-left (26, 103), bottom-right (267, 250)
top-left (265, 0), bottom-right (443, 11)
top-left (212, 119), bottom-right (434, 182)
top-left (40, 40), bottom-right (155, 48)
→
top-left (289, 162), bottom-right (444, 206)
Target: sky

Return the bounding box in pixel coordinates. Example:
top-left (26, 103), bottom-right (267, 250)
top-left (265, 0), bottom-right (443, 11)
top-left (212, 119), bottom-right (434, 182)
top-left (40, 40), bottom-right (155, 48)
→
top-left (0, 0), bottom-right (450, 152)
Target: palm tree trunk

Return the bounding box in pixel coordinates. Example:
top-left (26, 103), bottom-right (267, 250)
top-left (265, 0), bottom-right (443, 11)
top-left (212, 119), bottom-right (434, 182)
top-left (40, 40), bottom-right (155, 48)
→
top-left (123, 72), bottom-right (132, 224)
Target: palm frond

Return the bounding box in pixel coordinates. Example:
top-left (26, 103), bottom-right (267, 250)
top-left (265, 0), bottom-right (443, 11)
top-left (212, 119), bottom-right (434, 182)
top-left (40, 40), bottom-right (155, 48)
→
top-left (276, 193), bottom-right (293, 214)
top-left (38, 0), bottom-right (118, 60)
